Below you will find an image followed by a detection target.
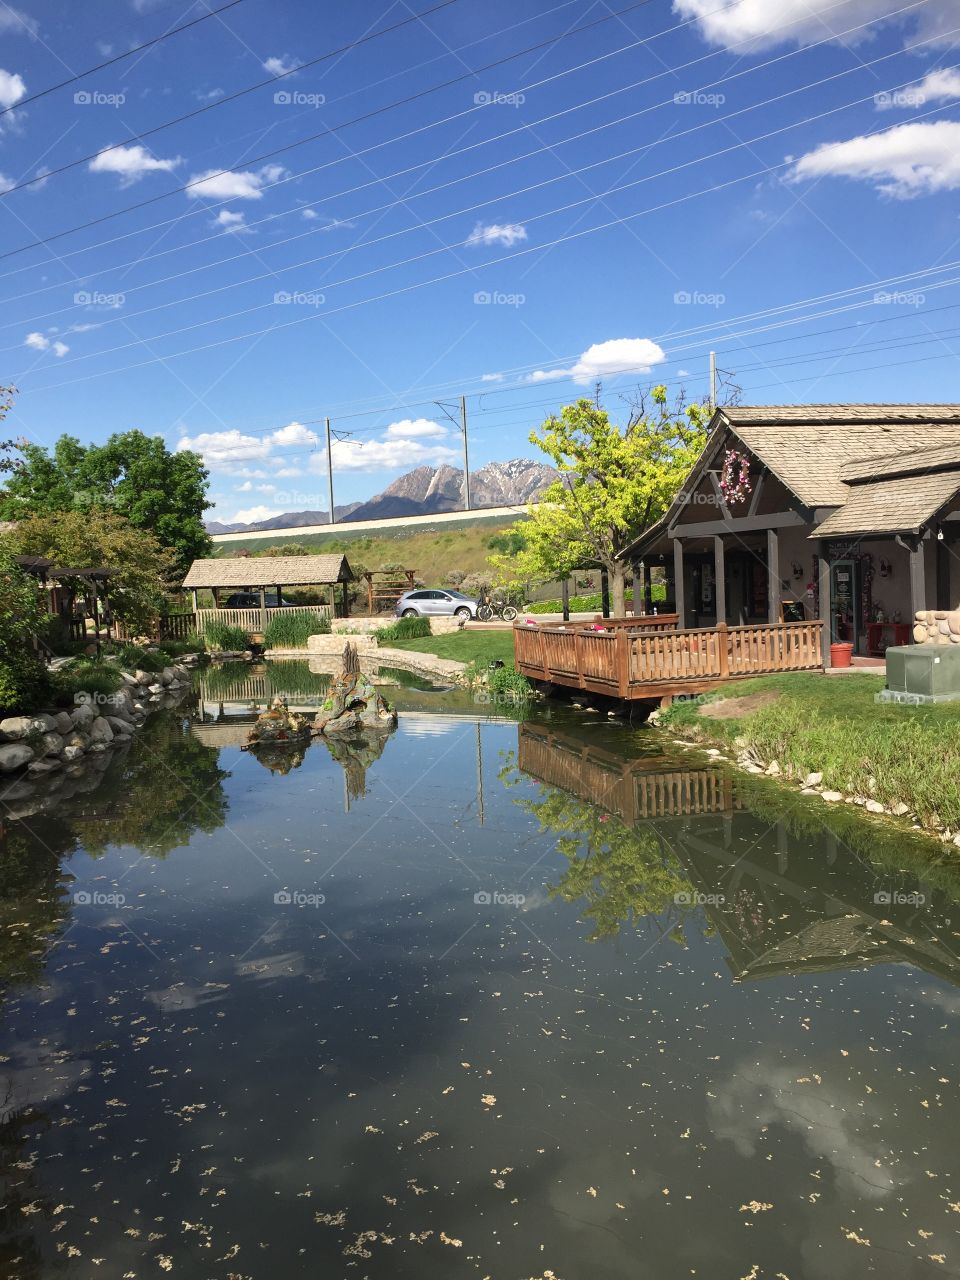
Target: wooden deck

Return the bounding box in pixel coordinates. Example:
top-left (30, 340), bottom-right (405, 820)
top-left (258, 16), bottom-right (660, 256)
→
top-left (514, 618), bottom-right (823, 700)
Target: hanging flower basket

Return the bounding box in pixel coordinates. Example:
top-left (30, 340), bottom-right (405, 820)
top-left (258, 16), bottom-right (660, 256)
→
top-left (719, 448), bottom-right (752, 506)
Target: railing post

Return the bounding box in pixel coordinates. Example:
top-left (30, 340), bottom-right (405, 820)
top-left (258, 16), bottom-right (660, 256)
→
top-left (717, 621), bottom-right (729, 676)
top-left (617, 627), bottom-right (630, 697)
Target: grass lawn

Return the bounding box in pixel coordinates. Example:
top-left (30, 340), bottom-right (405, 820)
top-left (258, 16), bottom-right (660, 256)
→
top-left (385, 628), bottom-right (517, 667)
top-left (661, 671), bottom-right (960, 831)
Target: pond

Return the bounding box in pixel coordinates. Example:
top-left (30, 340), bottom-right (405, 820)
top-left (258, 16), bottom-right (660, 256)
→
top-left (0, 672), bottom-right (958, 1279)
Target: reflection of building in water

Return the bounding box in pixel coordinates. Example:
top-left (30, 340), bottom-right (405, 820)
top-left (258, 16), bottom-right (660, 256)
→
top-left (517, 721), bottom-right (960, 991)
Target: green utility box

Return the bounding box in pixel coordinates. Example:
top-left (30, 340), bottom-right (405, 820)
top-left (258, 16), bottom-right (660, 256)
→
top-left (878, 644), bottom-right (960, 705)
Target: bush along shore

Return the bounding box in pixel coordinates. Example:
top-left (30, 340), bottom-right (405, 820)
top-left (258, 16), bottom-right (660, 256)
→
top-left (655, 673), bottom-right (960, 848)
top-left (0, 656), bottom-right (200, 817)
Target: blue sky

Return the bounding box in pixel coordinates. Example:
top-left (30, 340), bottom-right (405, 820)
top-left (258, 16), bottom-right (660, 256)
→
top-left (1, 0), bottom-right (959, 522)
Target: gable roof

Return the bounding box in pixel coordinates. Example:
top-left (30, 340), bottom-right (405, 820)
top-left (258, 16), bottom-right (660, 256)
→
top-left (813, 469), bottom-right (960, 538)
top-left (840, 441), bottom-right (960, 483)
top-left (183, 554), bottom-right (353, 588)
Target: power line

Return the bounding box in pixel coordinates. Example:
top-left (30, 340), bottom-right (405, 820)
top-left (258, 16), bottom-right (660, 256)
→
top-left (0, 0), bottom-right (898, 289)
top-left (0, 19), bottom-right (936, 343)
top-left (0, 0), bottom-right (464, 194)
top-left (0, 0), bottom-right (668, 256)
top-left (9, 86), bottom-right (956, 381)
top-left (0, 0), bottom-right (249, 120)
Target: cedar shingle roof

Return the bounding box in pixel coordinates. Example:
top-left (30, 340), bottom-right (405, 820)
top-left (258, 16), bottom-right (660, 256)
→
top-left (183, 554), bottom-right (352, 588)
top-left (731, 422), bottom-right (960, 507)
top-left (722, 404), bottom-right (960, 426)
top-left (840, 441), bottom-right (960, 483)
top-left (813, 470), bottom-right (960, 538)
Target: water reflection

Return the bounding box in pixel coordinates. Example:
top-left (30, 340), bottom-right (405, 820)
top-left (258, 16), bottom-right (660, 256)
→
top-left (515, 720), bottom-right (960, 986)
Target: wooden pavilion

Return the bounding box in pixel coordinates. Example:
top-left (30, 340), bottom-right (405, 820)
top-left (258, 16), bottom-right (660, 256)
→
top-left (183, 553), bottom-right (354, 634)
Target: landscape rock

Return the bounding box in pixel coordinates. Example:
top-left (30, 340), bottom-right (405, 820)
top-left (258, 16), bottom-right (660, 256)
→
top-left (27, 758), bottom-right (60, 776)
top-left (53, 711), bottom-right (74, 735)
top-left (821, 790), bottom-right (844, 802)
top-left (802, 771), bottom-right (823, 788)
top-left (0, 715), bottom-right (48, 740)
top-left (865, 799), bottom-right (885, 814)
top-left (0, 742), bottom-right (34, 772)
top-left (106, 716), bottom-right (134, 737)
top-left (891, 801), bottom-right (911, 816)
top-left (71, 703), bottom-right (97, 728)
top-left (40, 732), bottom-right (64, 757)
top-left (764, 761), bottom-right (781, 776)
top-left (88, 717), bottom-right (115, 745)
top-left (61, 745), bottom-right (85, 763)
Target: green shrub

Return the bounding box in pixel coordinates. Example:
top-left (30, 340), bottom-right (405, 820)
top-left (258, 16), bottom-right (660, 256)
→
top-left (203, 618), bottom-right (250, 651)
top-left (113, 643), bottom-right (166, 673)
top-left (488, 665), bottom-right (532, 700)
top-left (375, 616), bottom-right (431, 645)
top-left (51, 659), bottom-right (123, 708)
top-left (0, 649), bottom-right (51, 715)
top-left (157, 635), bottom-right (202, 658)
top-left (527, 584), bottom-right (667, 614)
top-left (263, 612), bottom-right (331, 649)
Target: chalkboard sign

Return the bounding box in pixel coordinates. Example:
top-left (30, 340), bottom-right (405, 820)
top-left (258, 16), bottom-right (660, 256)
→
top-left (781, 599), bottom-right (805, 623)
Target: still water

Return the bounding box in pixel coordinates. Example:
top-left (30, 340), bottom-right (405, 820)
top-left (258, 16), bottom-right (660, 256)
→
top-left (1, 662), bottom-right (959, 1279)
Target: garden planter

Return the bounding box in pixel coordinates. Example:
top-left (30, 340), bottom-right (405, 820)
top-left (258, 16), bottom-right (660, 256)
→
top-left (830, 642), bottom-right (854, 669)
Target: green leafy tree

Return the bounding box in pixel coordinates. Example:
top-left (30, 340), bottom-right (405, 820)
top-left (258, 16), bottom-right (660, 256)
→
top-left (10, 509), bottom-right (176, 631)
top-left (0, 544), bottom-right (50, 713)
top-left (492, 388), bottom-right (708, 615)
top-left (0, 385), bottom-right (20, 477)
top-left (0, 430), bottom-right (211, 576)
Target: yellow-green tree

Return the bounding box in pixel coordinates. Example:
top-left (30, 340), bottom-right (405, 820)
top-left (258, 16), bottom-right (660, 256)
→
top-left (494, 388), bottom-right (708, 615)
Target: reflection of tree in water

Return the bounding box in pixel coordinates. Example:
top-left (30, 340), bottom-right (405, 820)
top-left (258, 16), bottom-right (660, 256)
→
top-left (0, 1104), bottom-right (53, 1280)
top-left (502, 754), bottom-right (695, 941)
top-left (322, 731), bottom-right (393, 802)
top-left (0, 818), bottom-right (75, 989)
top-left (75, 716), bottom-right (230, 856)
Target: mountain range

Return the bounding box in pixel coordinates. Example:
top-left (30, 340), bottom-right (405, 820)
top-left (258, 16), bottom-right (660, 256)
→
top-left (206, 459), bottom-right (559, 534)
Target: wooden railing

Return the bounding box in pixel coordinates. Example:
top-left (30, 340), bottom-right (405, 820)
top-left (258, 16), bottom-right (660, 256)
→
top-left (514, 619), bottom-right (823, 697)
top-left (196, 604), bottom-right (332, 632)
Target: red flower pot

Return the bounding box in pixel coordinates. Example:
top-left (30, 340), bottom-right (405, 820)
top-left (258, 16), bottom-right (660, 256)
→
top-left (830, 642), bottom-right (854, 668)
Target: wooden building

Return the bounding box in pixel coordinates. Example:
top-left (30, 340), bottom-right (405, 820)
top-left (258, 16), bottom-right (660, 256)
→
top-left (621, 404), bottom-right (960, 661)
top-left (183, 553), bottom-right (354, 634)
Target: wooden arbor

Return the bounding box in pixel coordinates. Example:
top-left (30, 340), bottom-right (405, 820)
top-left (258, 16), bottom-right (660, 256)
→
top-left (363, 569), bottom-right (417, 615)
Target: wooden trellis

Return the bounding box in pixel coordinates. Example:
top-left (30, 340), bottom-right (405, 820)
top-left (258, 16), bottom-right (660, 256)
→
top-left (363, 569), bottom-right (417, 615)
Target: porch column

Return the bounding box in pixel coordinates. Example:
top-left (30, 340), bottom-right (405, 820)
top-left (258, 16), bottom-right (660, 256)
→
top-left (341, 580), bottom-right (349, 618)
top-left (673, 537), bottom-right (686, 629)
top-left (936, 530), bottom-right (950, 610)
top-left (910, 539), bottom-right (927, 619)
top-left (631, 561), bottom-right (640, 616)
top-left (817, 545), bottom-right (831, 669)
top-left (600, 568), bottom-right (610, 618)
top-left (767, 528), bottom-right (780, 624)
top-left (191, 588), bottom-right (199, 619)
top-left (561, 577), bottom-right (570, 622)
top-left (259, 587), bottom-right (267, 634)
top-left (643, 561), bottom-right (652, 614)
top-left (713, 535), bottom-right (726, 625)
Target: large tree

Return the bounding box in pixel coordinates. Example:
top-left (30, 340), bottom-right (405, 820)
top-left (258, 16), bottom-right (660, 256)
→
top-left (9, 509), bottom-right (176, 631)
top-left (493, 387), bottom-right (709, 615)
top-left (0, 429), bottom-right (211, 576)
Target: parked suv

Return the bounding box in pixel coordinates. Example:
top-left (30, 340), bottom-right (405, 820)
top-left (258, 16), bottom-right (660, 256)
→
top-left (395, 589), bottom-right (478, 620)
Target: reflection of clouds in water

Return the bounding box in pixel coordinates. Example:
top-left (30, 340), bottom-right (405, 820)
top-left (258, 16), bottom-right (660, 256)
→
top-left (236, 951), bottom-right (305, 981)
top-left (915, 985), bottom-right (960, 1017)
top-left (0, 1040), bottom-right (89, 1121)
top-left (709, 1056), bottom-right (897, 1199)
top-left (147, 983), bottom-right (230, 1013)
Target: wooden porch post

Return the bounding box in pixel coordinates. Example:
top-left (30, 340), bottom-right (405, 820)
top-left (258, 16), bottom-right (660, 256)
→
top-left (341, 580), bottom-right (349, 619)
top-left (561, 577), bottom-right (570, 622)
top-left (767, 528), bottom-right (780, 625)
top-left (643, 561), bottom-right (652, 614)
top-left (673, 538), bottom-right (686, 629)
top-left (936, 530), bottom-right (950, 610)
top-left (631, 562), bottom-right (640, 616)
top-left (191, 588), bottom-right (199, 619)
top-left (817, 545), bottom-right (831, 669)
top-left (600, 568), bottom-right (610, 618)
top-left (910, 539), bottom-right (927, 619)
top-left (713, 536), bottom-right (726, 626)
top-left (259, 587), bottom-right (267, 634)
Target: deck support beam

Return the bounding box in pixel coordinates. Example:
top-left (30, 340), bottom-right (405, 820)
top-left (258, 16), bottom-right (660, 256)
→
top-left (767, 528), bottom-right (780, 624)
top-left (673, 538), bottom-right (686, 630)
top-left (713, 536), bottom-right (726, 626)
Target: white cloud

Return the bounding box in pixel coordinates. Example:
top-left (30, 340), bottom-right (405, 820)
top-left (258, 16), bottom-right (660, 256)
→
top-left (0, 69), bottom-right (26, 110)
top-left (673, 0), bottom-right (960, 50)
top-left (0, 7), bottom-right (37, 37)
top-left (24, 331), bottom-right (68, 356)
top-left (89, 144), bottom-right (181, 185)
top-left (263, 54), bottom-right (300, 76)
top-left (212, 209), bottom-right (251, 234)
top-left (481, 372), bottom-right (504, 382)
top-left (229, 504), bottom-right (283, 524)
top-left (236, 480), bottom-right (253, 492)
top-left (529, 337), bottom-right (667, 386)
top-left (466, 221), bottom-right (528, 247)
top-left (177, 421), bottom-right (318, 471)
top-left (383, 418), bottom-right (448, 440)
top-left (789, 120), bottom-right (960, 198)
top-left (319, 437), bottom-right (459, 474)
top-left (187, 163), bottom-right (287, 201)
top-left (876, 67), bottom-right (960, 110)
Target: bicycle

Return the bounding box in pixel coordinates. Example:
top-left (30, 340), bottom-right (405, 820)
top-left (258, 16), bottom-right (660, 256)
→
top-left (476, 593), bottom-right (518, 622)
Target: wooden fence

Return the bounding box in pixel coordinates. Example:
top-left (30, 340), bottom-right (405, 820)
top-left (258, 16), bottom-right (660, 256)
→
top-left (196, 604), bottom-right (333, 632)
top-left (514, 619), bottom-right (823, 699)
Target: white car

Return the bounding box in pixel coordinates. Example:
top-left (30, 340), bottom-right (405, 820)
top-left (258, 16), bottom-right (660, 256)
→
top-left (395, 589), bottom-right (478, 620)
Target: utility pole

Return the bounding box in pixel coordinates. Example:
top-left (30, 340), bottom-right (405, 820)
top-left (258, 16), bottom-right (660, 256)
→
top-left (709, 351), bottom-right (717, 412)
top-left (325, 417), bottom-right (336, 525)
top-left (460, 394), bottom-right (471, 511)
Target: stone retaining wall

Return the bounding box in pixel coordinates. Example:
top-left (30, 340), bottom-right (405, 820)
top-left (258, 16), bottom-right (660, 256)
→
top-left (914, 610), bottom-right (960, 644)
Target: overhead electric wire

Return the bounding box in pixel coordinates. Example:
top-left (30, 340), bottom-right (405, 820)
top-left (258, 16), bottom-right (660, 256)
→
top-left (0, 0), bottom-right (911, 297)
top-left (9, 84), bottom-right (957, 379)
top-left (0, 18), bottom-right (942, 341)
top-left (0, 0), bottom-right (249, 120)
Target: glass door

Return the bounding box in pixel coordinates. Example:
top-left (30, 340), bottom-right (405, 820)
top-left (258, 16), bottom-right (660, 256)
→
top-left (830, 559), bottom-right (859, 648)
